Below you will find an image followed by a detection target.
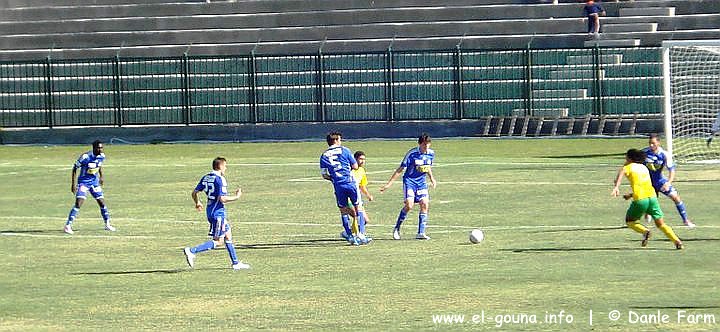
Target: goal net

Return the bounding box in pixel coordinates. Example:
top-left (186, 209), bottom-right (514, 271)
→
top-left (662, 40), bottom-right (720, 163)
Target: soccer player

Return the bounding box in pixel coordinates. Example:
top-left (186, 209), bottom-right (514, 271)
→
top-left (320, 132), bottom-right (371, 245)
top-left (642, 134), bottom-right (695, 228)
top-left (183, 157), bottom-right (250, 270)
top-left (612, 149), bottom-right (683, 250)
top-left (380, 133), bottom-right (436, 240)
top-left (348, 151), bottom-right (374, 236)
top-left (707, 110), bottom-right (720, 146)
top-left (63, 140), bottom-right (115, 234)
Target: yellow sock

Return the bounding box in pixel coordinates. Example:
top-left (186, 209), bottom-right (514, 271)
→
top-left (627, 221), bottom-right (649, 234)
top-left (351, 218), bottom-right (359, 235)
top-left (658, 224), bottom-right (680, 243)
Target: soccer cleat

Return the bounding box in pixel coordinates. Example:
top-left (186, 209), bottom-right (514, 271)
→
top-left (183, 247), bottom-right (195, 268)
top-left (232, 262), bottom-right (251, 270)
top-left (416, 233), bottom-right (431, 240)
top-left (683, 220), bottom-right (696, 229)
top-left (340, 230), bottom-right (349, 240)
top-left (104, 223), bottom-right (116, 232)
top-left (357, 234), bottom-right (373, 245)
top-left (675, 240), bottom-right (684, 250)
top-left (63, 225), bottom-right (74, 235)
top-left (641, 230), bottom-right (651, 247)
top-left (348, 236), bottom-right (360, 246)
top-left (392, 228), bottom-right (401, 240)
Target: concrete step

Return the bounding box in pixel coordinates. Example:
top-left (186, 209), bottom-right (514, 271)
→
top-left (549, 69), bottom-right (604, 80)
top-left (511, 108), bottom-right (569, 117)
top-left (584, 39), bottom-right (641, 48)
top-left (533, 89), bottom-right (587, 98)
top-left (603, 23), bottom-right (658, 33)
top-left (566, 54), bottom-right (623, 65)
top-left (620, 7), bottom-right (675, 17)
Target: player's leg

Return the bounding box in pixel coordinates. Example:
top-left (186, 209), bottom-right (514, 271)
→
top-left (222, 223), bottom-right (250, 270)
top-left (335, 186), bottom-right (356, 244)
top-left (708, 113), bottom-right (720, 146)
top-left (416, 188), bottom-right (430, 240)
top-left (648, 198), bottom-right (683, 249)
top-left (65, 185), bottom-right (87, 234)
top-left (89, 185), bottom-right (114, 231)
top-left (183, 216), bottom-right (219, 267)
top-left (625, 200), bottom-right (651, 246)
top-left (663, 188), bottom-right (694, 228)
top-left (392, 183), bottom-right (413, 240)
top-left (347, 199), bottom-right (359, 236)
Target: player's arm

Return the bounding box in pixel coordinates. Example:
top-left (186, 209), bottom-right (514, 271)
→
top-left (611, 167), bottom-right (624, 197)
top-left (427, 168), bottom-right (437, 189)
top-left (219, 188), bottom-right (242, 203)
top-left (320, 167), bottom-right (332, 181)
top-left (359, 184), bottom-right (374, 201)
top-left (380, 166), bottom-right (404, 193)
top-left (663, 168), bottom-right (676, 191)
top-left (191, 189), bottom-right (203, 211)
top-left (98, 166), bottom-right (104, 186)
top-left (70, 166), bottom-right (78, 193)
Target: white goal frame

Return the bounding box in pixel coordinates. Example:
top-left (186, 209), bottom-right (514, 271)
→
top-left (662, 39), bottom-right (720, 162)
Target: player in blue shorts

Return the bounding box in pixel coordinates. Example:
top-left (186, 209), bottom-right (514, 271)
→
top-left (320, 132), bottom-right (371, 245)
top-left (380, 133), bottom-right (437, 240)
top-left (64, 140), bottom-right (115, 234)
top-left (183, 157), bottom-right (250, 270)
top-left (642, 134), bottom-right (695, 228)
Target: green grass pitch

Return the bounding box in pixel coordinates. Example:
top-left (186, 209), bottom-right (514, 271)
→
top-left (0, 138), bottom-right (718, 331)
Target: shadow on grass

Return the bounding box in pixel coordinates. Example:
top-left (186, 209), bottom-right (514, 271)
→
top-left (531, 226), bottom-right (627, 233)
top-left (545, 152), bottom-right (624, 159)
top-left (1, 229), bottom-right (63, 234)
top-left (72, 268), bottom-right (190, 275)
top-left (238, 238), bottom-right (363, 250)
top-left (499, 247), bottom-right (672, 253)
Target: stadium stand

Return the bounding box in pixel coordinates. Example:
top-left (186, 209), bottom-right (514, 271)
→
top-left (0, 0), bottom-right (718, 141)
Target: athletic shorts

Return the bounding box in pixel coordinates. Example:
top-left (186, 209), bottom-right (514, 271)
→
top-left (207, 209), bottom-right (231, 238)
top-left (403, 182), bottom-right (429, 203)
top-left (626, 197), bottom-right (664, 221)
top-left (334, 182), bottom-right (360, 208)
top-left (653, 181), bottom-right (678, 197)
top-left (76, 183), bottom-right (103, 200)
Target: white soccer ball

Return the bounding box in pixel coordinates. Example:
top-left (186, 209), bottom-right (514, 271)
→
top-left (469, 229), bottom-right (485, 244)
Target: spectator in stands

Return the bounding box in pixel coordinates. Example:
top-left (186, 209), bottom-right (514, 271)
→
top-left (583, 0), bottom-right (606, 38)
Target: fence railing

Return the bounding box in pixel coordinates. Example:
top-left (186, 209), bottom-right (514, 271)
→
top-left (0, 46), bottom-right (663, 128)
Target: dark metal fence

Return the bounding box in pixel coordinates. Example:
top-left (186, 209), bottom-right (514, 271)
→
top-left (0, 46), bottom-right (663, 128)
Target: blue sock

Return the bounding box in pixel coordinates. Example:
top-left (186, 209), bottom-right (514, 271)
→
top-left (66, 207), bottom-right (79, 225)
top-left (225, 241), bottom-right (239, 265)
top-left (676, 201), bottom-right (688, 222)
top-left (341, 214), bottom-right (353, 238)
top-left (418, 213), bottom-right (428, 234)
top-left (357, 211), bottom-right (366, 235)
top-left (100, 206), bottom-right (110, 223)
top-left (191, 240), bottom-right (215, 254)
top-left (395, 209), bottom-right (408, 230)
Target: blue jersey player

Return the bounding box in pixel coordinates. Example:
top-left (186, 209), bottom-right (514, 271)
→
top-left (380, 133), bottom-right (437, 240)
top-left (183, 157), bottom-right (250, 270)
top-left (320, 132), bottom-right (371, 245)
top-left (642, 134), bottom-right (695, 228)
top-left (64, 140), bottom-right (115, 234)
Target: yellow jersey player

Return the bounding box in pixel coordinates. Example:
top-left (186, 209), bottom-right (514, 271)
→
top-left (349, 151), bottom-right (374, 235)
top-left (612, 149), bottom-right (683, 249)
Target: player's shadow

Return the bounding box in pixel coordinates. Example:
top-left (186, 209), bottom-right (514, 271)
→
top-left (545, 152), bottom-right (624, 159)
top-left (530, 226), bottom-right (627, 233)
top-left (0, 229), bottom-right (63, 234)
top-left (238, 238), bottom-right (354, 250)
top-left (71, 268), bottom-right (190, 275)
top-left (499, 247), bottom-right (671, 253)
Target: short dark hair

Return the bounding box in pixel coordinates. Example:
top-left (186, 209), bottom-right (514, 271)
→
top-left (326, 132), bottom-right (342, 146)
top-left (212, 157), bottom-right (227, 170)
top-left (354, 150), bottom-right (365, 160)
top-left (626, 149), bottom-right (646, 164)
top-left (649, 133), bottom-right (660, 141)
top-left (92, 140), bottom-right (103, 149)
top-left (418, 133), bottom-right (431, 144)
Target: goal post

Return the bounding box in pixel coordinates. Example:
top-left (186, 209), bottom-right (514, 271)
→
top-left (662, 40), bottom-right (720, 163)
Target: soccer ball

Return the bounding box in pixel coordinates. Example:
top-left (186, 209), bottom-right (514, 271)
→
top-left (469, 229), bottom-right (484, 244)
